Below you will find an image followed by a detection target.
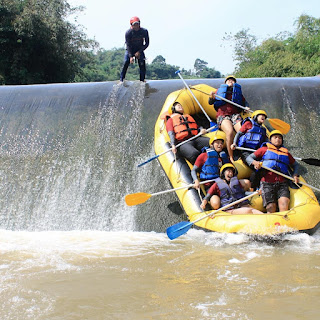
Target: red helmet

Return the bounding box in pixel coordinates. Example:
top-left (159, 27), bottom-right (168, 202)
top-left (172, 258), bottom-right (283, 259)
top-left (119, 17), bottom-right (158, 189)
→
top-left (130, 16), bottom-right (140, 25)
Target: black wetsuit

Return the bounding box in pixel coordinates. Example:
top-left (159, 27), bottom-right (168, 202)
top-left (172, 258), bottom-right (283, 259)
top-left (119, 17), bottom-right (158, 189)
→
top-left (120, 27), bottom-right (149, 82)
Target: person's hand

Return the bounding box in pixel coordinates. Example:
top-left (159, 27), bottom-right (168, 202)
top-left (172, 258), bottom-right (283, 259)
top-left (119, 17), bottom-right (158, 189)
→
top-left (243, 106), bottom-right (250, 113)
top-left (230, 144), bottom-right (237, 151)
top-left (294, 175), bottom-right (300, 184)
top-left (252, 160), bottom-right (262, 170)
top-left (172, 145), bottom-right (177, 154)
top-left (193, 180), bottom-right (200, 190)
top-left (200, 199), bottom-right (208, 210)
top-left (134, 52), bottom-right (141, 59)
top-left (130, 57), bottom-right (135, 64)
top-left (200, 128), bottom-right (207, 135)
top-left (209, 91), bottom-right (216, 99)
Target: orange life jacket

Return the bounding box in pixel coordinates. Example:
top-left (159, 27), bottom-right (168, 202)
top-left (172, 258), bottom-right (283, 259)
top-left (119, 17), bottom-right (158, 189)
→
top-left (262, 142), bottom-right (290, 174)
top-left (171, 113), bottom-right (198, 140)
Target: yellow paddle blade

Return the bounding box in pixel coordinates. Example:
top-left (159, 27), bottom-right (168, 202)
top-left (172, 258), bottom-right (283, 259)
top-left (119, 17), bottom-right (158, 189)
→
top-left (125, 192), bottom-right (152, 206)
top-left (268, 118), bottom-right (291, 134)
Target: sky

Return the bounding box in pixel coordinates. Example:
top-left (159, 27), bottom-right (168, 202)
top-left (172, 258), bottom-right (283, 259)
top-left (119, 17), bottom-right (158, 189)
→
top-left (68, 0), bottom-right (320, 75)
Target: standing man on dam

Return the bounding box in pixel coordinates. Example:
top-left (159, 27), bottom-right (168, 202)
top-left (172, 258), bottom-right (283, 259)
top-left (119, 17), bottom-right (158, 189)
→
top-left (120, 16), bottom-right (149, 83)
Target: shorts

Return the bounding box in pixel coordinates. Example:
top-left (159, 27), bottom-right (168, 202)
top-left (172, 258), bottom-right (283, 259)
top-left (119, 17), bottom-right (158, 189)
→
top-left (217, 114), bottom-right (242, 127)
top-left (261, 181), bottom-right (290, 207)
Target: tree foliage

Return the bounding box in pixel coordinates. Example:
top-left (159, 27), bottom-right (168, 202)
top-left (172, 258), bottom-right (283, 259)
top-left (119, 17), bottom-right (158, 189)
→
top-left (228, 14), bottom-right (320, 77)
top-left (0, 0), bottom-right (96, 84)
top-left (74, 49), bottom-right (221, 81)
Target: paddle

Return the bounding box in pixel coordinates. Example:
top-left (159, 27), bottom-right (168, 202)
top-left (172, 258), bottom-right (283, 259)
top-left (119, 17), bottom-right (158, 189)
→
top-left (175, 70), bottom-right (216, 128)
top-left (125, 178), bottom-right (217, 206)
top-left (189, 86), bottom-right (291, 134)
top-left (259, 165), bottom-right (320, 192)
top-left (137, 124), bottom-right (217, 167)
top-left (236, 146), bottom-right (320, 167)
top-left (166, 191), bottom-right (259, 240)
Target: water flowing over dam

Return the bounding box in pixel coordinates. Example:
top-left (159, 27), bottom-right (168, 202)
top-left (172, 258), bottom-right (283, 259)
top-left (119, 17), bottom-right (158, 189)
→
top-left (0, 77), bottom-right (320, 232)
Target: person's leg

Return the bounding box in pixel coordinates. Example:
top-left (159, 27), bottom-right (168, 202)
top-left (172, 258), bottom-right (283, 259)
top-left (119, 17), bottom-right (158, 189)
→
top-left (233, 121), bottom-right (242, 132)
top-left (239, 178), bottom-right (251, 191)
top-left (250, 169), bottom-right (262, 190)
top-left (232, 114), bottom-right (243, 133)
top-left (277, 182), bottom-right (291, 211)
top-left (194, 136), bottom-right (210, 152)
top-left (266, 203), bottom-right (277, 213)
top-left (278, 197), bottom-right (290, 211)
top-left (229, 206), bottom-right (263, 214)
top-left (209, 195), bottom-right (220, 210)
top-left (178, 141), bottom-right (200, 164)
top-left (138, 53), bottom-right (146, 81)
top-left (120, 51), bottom-right (130, 82)
top-left (261, 182), bottom-right (277, 213)
top-left (220, 119), bottom-right (235, 160)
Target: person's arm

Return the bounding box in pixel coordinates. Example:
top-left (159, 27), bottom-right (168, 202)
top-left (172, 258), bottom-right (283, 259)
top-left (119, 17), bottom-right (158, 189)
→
top-left (233, 131), bottom-right (244, 145)
top-left (208, 91), bottom-right (219, 110)
top-left (191, 165), bottom-right (201, 182)
top-left (125, 30), bottom-right (134, 57)
top-left (140, 29), bottom-right (149, 52)
top-left (208, 97), bottom-right (215, 105)
top-left (166, 118), bottom-right (177, 153)
top-left (191, 154), bottom-right (206, 188)
top-left (246, 147), bottom-right (266, 169)
top-left (168, 131), bottom-right (176, 146)
top-left (191, 165), bottom-right (201, 189)
top-left (289, 154), bottom-right (300, 183)
top-left (231, 121), bottom-right (251, 149)
top-left (245, 152), bottom-right (257, 166)
top-left (200, 183), bottom-right (220, 209)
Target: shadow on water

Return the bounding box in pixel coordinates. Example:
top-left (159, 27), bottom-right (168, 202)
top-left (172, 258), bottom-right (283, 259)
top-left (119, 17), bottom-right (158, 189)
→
top-left (0, 76), bottom-right (320, 232)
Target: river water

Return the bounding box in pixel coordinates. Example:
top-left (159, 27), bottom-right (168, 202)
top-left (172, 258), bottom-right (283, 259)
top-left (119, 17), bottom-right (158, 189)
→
top-left (1, 229), bottom-right (320, 320)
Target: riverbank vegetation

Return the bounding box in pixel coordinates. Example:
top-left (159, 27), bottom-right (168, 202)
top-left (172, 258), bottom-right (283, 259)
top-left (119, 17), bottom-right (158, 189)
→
top-left (0, 0), bottom-right (319, 84)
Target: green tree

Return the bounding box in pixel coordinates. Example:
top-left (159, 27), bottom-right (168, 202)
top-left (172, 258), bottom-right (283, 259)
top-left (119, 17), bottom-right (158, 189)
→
top-left (0, 0), bottom-right (96, 84)
top-left (227, 15), bottom-right (320, 78)
top-left (194, 58), bottom-right (208, 75)
top-left (152, 55), bottom-right (166, 64)
top-left (194, 58), bottom-right (221, 78)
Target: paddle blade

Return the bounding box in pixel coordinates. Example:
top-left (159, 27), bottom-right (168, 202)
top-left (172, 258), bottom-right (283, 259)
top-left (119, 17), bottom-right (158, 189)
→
top-left (125, 192), bottom-right (151, 206)
top-left (166, 221), bottom-right (192, 240)
top-left (301, 158), bottom-right (320, 167)
top-left (268, 118), bottom-right (291, 134)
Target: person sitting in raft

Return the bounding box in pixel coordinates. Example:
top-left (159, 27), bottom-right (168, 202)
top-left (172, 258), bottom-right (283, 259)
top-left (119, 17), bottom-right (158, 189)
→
top-left (230, 110), bottom-right (268, 189)
top-left (246, 130), bottom-right (300, 213)
top-left (166, 101), bottom-right (210, 164)
top-left (200, 163), bottom-right (263, 214)
top-left (191, 132), bottom-right (230, 191)
top-left (208, 75), bottom-right (250, 161)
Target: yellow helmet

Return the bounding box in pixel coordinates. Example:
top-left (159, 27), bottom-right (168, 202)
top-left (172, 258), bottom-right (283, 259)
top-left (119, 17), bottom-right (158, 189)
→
top-left (225, 75), bottom-right (237, 83)
top-left (220, 163), bottom-right (236, 175)
top-left (251, 110), bottom-right (267, 120)
top-left (269, 130), bottom-right (283, 139)
top-left (209, 131), bottom-right (225, 145)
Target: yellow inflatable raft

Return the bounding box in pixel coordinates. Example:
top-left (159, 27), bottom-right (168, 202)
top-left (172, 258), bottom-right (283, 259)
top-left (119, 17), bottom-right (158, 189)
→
top-left (155, 84), bottom-right (320, 236)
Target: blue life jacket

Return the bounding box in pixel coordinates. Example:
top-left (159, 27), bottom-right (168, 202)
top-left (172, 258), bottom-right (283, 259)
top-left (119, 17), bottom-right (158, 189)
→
top-left (215, 177), bottom-right (249, 209)
top-left (200, 149), bottom-right (229, 180)
top-left (214, 83), bottom-right (243, 108)
top-left (262, 142), bottom-right (290, 175)
top-left (238, 118), bottom-right (267, 149)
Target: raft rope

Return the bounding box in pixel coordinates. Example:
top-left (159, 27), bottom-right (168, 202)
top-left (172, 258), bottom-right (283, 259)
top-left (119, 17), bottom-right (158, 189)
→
top-left (200, 200), bottom-right (309, 220)
top-left (293, 181), bottom-right (317, 202)
top-left (185, 88), bottom-right (200, 115)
